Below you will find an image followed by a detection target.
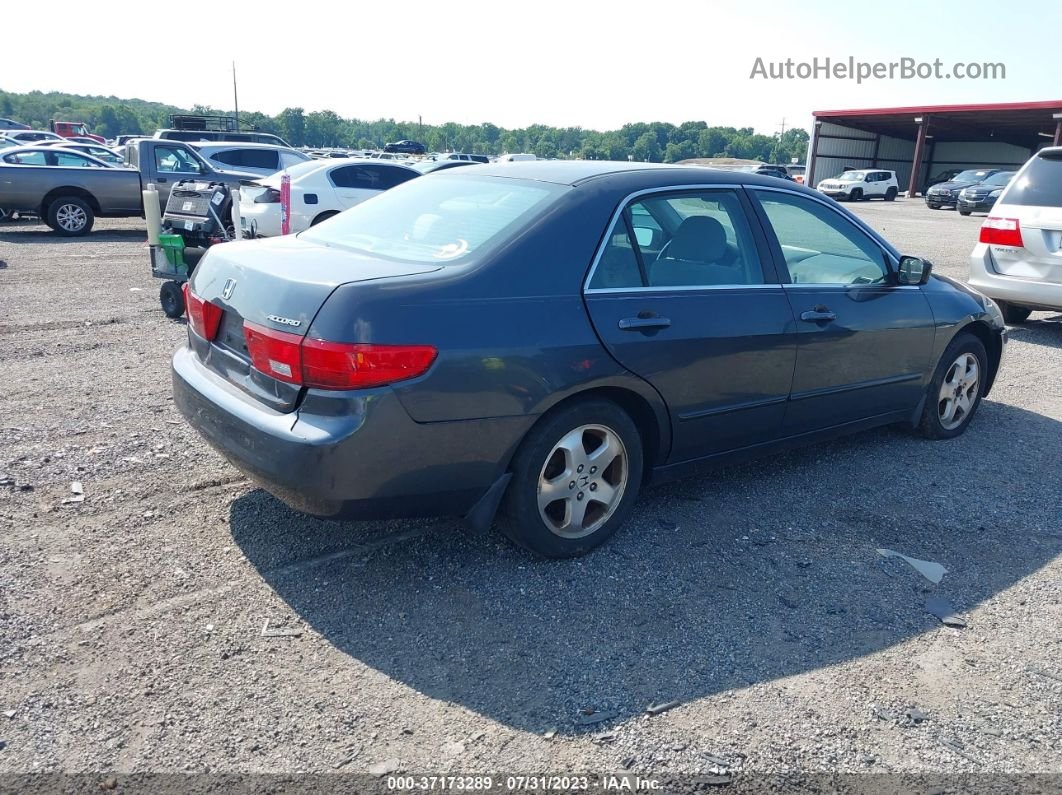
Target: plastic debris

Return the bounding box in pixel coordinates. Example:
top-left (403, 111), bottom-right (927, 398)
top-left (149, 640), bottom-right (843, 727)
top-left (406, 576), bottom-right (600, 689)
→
top-left (646, 700), bottom-right (681, 716)
top-left (926, 597), bottom-right (967, 628)
top-left (261, 620), bottom-right (302, 638)
top-left (369, 759), bottom-right (400, 777)
top-left (877, 548), bottom-right (947, 584)
top-left (576, 709), bottom-right (618, 726)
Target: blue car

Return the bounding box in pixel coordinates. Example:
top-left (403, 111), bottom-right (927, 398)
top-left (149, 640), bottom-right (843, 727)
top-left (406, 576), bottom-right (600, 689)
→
top-left (174, 162), bottom-right (1006, 557)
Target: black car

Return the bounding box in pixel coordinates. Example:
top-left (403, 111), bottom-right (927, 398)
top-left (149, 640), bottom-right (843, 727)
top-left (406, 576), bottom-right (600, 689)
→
top-left (752, 165), bottom-right (795, 181)
top-left (174, 162), bottom-right (1006, 558)
top-left (956, 171), bottom-right (1015, 215)
top-left (383, 139), bottom-right (427, 155)
top-left (922, 169), bottom-right (962, 194)
top-left (925, 169), bottom-right (999, 209)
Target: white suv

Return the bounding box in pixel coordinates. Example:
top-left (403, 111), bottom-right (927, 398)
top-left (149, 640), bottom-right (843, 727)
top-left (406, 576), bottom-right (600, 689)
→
top-left (969, 147), bottom-right (1062, 323)
top-left (817, 169), bottom-right (899, 202)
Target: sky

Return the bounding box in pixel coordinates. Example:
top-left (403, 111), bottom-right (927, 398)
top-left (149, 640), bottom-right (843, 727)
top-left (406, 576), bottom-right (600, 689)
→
top-left (3, 0), bottom-right (1059, 134)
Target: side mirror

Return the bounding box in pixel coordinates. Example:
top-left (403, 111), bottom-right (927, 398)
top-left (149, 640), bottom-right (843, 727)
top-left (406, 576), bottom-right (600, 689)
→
top-left (633, 226), bottom-right (654, 248)
top-left (897, 255), bottom-right (932, 285)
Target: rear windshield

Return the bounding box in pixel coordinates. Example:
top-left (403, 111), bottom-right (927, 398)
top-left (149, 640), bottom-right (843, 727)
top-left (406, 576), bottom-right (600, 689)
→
top-left (1003, 154), bottom-right (1062, 206)
top-left (300, 175), bottom-right (567, 264)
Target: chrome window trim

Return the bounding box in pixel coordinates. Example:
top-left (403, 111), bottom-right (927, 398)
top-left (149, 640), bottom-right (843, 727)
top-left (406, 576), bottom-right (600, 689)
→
top-left (587, 284), bottom-right (784, 295)
top-left (582, 183), bottom-right (765, 294)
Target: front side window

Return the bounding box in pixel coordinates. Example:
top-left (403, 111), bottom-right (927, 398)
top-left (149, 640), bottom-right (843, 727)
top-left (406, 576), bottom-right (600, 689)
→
top-left (301, 175), bottom-right (565, 265)
top-left (754, 191), bottom-right (889, 285)
top-left (591, 190), bottom-right (764, 289)
top-left (154, 146), bottom-right (202, 173)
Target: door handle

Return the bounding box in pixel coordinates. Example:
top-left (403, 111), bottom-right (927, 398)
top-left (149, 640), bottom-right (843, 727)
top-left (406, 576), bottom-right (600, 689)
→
top-left (618, 316), bottom-right (671, 331)
top-left (800, 308), bottom-right (836, 323)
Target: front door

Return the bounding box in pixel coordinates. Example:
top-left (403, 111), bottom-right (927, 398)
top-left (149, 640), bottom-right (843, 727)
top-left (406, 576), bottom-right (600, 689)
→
top-left (748, 188), bottom-right (936, 436)
top-left (584, 188), bottom-right (797, 462)
top-left (152, 144), bottom-right (204, 207)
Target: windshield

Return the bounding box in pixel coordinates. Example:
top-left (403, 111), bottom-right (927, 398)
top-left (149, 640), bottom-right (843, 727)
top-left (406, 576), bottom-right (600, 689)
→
top-left (300, 175), bottom-right (566, 265)
top-left (835, 170), bottom-right (867, 180)
top-left (953, 170), bottom-right (994, 182)
top-left (983, 171), bottom-right (1014, 186)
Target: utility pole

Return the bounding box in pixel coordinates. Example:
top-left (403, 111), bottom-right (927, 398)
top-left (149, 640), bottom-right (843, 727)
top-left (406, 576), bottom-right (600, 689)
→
top-left (232, 62), bottom-right (239, 130)
top-left (778, 117), bottom-right (786, 137)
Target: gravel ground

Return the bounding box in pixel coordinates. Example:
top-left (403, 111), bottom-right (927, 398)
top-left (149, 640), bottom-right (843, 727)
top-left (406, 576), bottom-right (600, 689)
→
top-left (1, 199), bottom-right (1060, 790)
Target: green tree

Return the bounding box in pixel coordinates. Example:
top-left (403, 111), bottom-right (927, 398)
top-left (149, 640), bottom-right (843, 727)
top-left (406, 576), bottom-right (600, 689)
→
top-left (276, 107), bottom-right (306, 147)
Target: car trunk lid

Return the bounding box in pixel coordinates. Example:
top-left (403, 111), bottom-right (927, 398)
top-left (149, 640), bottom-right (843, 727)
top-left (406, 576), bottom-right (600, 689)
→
top-left (187, 235), bottom-right (441, 412)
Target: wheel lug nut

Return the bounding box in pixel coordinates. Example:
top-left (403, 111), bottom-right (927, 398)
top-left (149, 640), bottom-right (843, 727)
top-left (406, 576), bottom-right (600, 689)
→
top-left (590, 467), bottom-right (597, 474)
top-left (577, 492), bottom-right (584, 500)
top-left (577, 465), bottom-right (584, 473)
top-left (589, 483), bottom-right (597, 491)
top-left (569, 481), bottom-right (576, 489)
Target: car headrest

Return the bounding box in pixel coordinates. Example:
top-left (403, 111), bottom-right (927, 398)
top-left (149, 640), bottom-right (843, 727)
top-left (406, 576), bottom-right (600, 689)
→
top-left (667, 216), bottom-right (727, 262)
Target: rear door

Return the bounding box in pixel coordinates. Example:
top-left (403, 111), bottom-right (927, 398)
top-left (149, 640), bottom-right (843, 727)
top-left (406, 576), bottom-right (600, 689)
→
top-left (748, 187), bottom-right (936, 435)
top-left (584, 188), bottom-right (797, 462)
top-left (990, 152), bottom-right (1062, 283)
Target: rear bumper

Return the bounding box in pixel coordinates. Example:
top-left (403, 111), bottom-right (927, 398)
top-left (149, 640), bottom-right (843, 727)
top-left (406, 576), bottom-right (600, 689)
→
top-left (172, 345), bottom-right (532, 520)
top-left (969, 244), bottom-right (1062, 311)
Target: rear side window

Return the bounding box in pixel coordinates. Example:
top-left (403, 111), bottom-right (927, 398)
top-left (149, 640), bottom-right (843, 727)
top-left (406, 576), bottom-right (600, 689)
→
top-left (229, 149), bottom-right (279, 170)
top-left (1003, 154), bottom-right (1062, 207)
top-left (590, 190), bottom-right (763, 289)
top-left (3, 151), bottom-right (47, 165)
top-left (300, 175), bottom-right (565, 265)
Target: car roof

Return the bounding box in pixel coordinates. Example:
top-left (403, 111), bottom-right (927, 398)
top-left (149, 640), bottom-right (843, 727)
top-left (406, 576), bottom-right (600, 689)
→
top-left (0, 145), bottom-right (113, 163)
top-left (446, 160), bottom-right (827, 188)
top-left (190, 141), bottom-right (300, 152)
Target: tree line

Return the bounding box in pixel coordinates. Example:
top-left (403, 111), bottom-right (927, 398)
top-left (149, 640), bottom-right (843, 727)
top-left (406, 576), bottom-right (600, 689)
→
top-left (1, 89), bottom-right (809, 164)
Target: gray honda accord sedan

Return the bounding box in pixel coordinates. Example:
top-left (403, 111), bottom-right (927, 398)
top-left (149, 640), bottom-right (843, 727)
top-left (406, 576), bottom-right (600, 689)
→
top-left (174, 161), bottom-right (1006, 557)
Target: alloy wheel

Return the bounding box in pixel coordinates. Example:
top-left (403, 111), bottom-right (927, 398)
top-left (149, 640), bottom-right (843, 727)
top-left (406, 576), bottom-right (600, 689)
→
top-left (56, 203), bottom-right (87, 232)
top-left (537, 424), bottom-right (628, 539)
top-left (937, 353), bottom-right (980, 431)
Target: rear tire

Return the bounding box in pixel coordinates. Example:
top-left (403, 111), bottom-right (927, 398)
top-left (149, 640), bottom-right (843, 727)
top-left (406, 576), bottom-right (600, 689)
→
top-left (959, 210), bottom-right (972, 216)
top-left (311, 211), bottom-right (338, 226)
top-left (997, 301), bottom-right (1031, 325)
top-left (499, 400), bottom-right (643, 558)
top-left (917, 332), bottom-right (988, 440)
top-left (884, 187), bottom-right (897, 201)
top-left (46, 196), bottom-right (94, 236)
top-left (159, 281), bottom-right (185, 318)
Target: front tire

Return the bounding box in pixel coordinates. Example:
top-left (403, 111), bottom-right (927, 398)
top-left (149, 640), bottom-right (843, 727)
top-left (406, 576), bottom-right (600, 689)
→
top-left (997, 301), bottom-right (1031, 324)
top-left (47, 196), bottom-right (94, 236)
top-left (499, 400), bottom-right (643, 558)
top-left (849, 188), bottom-right (863, 202)
top-left (917, 332), bottom-right (988, 440)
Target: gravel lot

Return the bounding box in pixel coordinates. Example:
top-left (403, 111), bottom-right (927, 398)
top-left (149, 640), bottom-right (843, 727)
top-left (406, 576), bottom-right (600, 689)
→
top-left (1, 198), bottom-right (1060, 790)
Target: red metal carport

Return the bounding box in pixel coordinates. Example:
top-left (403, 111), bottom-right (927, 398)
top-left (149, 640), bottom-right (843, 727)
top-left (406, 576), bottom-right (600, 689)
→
top-left (807, 100), bottom-right (1062, 195)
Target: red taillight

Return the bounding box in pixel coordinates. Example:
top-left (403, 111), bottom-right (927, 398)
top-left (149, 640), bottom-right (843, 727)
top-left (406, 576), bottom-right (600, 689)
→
top-left (184, 284), bottom-right (222, 340)
top-left (243, 321), bottom-right (436, 390)
top-left (979, 217), bottom-right (1023, 247)
top-left (244, 323), bottom-right (303, 384)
